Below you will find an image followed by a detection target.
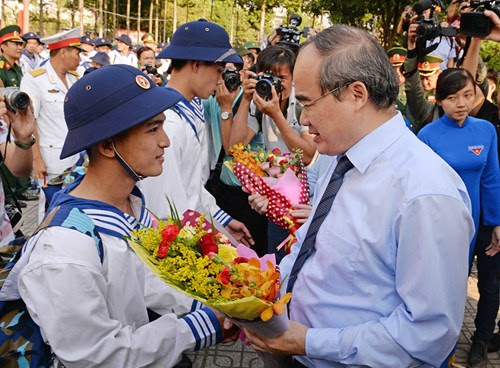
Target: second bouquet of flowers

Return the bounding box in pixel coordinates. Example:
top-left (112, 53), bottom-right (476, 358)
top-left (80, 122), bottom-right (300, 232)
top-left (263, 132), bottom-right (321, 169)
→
top-left (127, 203), bottom-right (291, 337)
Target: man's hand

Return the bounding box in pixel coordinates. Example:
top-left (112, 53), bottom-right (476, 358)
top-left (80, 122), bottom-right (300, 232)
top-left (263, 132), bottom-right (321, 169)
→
top-left (33, 156), bottom-right (47, 180)
top-left (248, 193), bottom-right (268, 215)
top-left (290, 204), bottom-right (312, 225)
top-left (485, 226), bottom-right (500, 257)
top-left (485, 10), bottom-right (500, 42)
top-left (7, 104), bottom-right (36, 143)
top-left (242, 70), bottom-right (257, 102)
top-left (253, 86), bottom-right (282, 121)
top-left (244, 320), bottom-right (308, 356)
top-left (407, 23), bottom-right (419, 50)
top-left (215, 82), bottom-right (239, 112)
top-left (213, 310), bottom-right (241, 343)
top-left (225, 219), bottom-right (254, 247)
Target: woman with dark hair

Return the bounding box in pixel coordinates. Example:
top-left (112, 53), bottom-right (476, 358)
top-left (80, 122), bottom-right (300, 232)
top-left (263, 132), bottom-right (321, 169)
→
top-left (418, 68), bottom-right (500, 264)
top-left (418, 67), bottom-right (500, 368)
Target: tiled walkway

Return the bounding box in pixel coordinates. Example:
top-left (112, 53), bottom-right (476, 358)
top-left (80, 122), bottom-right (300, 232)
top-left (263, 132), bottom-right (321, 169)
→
top-left (20, 199), bottom-right (500, 367)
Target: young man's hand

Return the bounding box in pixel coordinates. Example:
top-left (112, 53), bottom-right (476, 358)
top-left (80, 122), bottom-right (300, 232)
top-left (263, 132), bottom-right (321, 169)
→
top-left (253, 86), bottom-right (282, 121)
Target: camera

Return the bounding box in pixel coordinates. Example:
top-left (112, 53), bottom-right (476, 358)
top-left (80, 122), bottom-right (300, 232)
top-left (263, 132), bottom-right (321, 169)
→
top-left (222, 69), bottom-right (241, 92)
top-left (413, 0), bottom-right (457, 41)
top-left (141, 64), bottom-right (158, 76)
top-left (0, 87), bottom-right (30, 113)
top-left (252, 72), bottom-right (282, 99)
top-left (276, 14), bottom-right (304, 50)
top-left (460, 0), bottom-right (500, 37)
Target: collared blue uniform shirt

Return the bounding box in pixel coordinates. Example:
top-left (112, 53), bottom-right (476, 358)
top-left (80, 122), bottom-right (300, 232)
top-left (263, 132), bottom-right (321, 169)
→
top-left (280, 112), bottom-right (475, 367)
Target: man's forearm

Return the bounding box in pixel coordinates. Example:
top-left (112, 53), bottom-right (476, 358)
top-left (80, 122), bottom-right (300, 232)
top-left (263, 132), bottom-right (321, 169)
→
top-left (229, 98), bottom-right (253, 147)
top-left (4, 141), bottom-right (33, 177)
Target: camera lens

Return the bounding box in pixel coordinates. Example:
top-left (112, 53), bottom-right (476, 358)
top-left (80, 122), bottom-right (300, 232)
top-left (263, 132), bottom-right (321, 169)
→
top-left (255, 79), bottom-right (273, 98)
top-left (12, 92), bottom-right (30, 110)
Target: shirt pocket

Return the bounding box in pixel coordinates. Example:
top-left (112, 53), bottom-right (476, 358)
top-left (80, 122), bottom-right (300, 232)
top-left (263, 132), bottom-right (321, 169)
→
top-left (43, 90), bottom-right (65, 104)
top-left (315, 228), bottom-right (361, 296)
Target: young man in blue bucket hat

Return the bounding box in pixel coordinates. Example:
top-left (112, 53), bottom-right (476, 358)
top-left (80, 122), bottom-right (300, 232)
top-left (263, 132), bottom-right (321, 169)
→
top-left (140, 19), bottom-right (254, 247)
top-left (1, 64), bottom-right (236, 367)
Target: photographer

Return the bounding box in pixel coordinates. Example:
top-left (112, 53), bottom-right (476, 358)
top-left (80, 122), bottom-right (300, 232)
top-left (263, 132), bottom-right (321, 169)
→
top-left (0, 96), bottom-right (35, 244)
top-left (137, 46), bottom-right (165, 86)
top-left (397, 5), bottom-right (415, 36)
top-left (230, 45), bottom-right (315, 258)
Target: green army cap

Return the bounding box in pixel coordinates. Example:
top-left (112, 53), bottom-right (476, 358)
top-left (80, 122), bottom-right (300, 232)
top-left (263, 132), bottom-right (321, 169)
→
top-left (141, 32), bottom-right (156, 45)
top-left (387, 47), bottom-right (407, 67)
top-left (234, 44), bottom-right (251, 57)
top-left (418, 54), bottom-right (443, 76)
top-left (243, 41), bottom-right (260, 51)
top-left (0, 25), bottom-right (25, 44)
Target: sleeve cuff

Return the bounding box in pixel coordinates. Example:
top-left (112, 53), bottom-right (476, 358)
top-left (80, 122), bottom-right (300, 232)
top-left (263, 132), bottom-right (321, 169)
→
top-left (190, 299), bottom-right (203, 312)
top-left (214, 208), bottom-right (233, 227)
top-left (182, 307), bottom-right (222, 350)
top-left (305, 328), bottom-right (342, 361)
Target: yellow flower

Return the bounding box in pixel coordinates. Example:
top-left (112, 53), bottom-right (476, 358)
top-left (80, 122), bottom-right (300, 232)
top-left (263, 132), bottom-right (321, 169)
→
top-left (218, 244), bottom-right (238, 263)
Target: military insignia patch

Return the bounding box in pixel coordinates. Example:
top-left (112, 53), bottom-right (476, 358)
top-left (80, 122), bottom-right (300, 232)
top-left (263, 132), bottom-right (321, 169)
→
top-left (135, 75), bottom-right (150, 89)
top-left (468, 145), bottom-right (484, 155)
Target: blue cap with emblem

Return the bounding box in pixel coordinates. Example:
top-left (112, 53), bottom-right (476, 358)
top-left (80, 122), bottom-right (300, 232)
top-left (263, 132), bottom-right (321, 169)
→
top-left (61, 64), bottom-right (182, 159)
top-left (158, 19), bottom-right (242, 64)
top-left (90, 51), bottom-right (110, 66)
top-left (21, 32), bottom-right (42, 44)
top-left (115, 34), bottom-right (132, 47)
top-left (80, 35), bottom-right (94, 45)
top-left (94, 38), bottom-right (112, 47)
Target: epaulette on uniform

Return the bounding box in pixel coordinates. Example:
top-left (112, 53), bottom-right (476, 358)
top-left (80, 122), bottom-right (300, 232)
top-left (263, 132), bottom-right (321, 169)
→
top-left (68, 70), bottom-right (79, 78)
top-left (30, 68), bottom-right (46, 77)
top-left (0, 60), bottom-right (4, 69)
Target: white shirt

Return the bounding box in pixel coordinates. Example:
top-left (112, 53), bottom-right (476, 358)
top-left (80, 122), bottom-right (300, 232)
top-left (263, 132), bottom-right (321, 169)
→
top-left (19, 51), bottom-right (42, 75)
top-left (280, 113), bottom-right (475, 367)
top-left (20, 60), bottom-right (79, 179)
top-left (109, 49), bottom-right (138, 67)
top-left (8, 188), bottom-right (219, 367)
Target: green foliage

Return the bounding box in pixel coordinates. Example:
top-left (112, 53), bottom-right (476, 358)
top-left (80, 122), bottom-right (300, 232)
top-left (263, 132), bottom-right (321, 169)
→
top-left (480, 40), bottom-right (500, 72)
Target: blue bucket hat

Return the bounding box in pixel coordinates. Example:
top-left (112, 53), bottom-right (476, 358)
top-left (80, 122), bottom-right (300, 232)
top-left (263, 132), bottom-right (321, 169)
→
top-left (21, 32), bottom-right (42, 44)
top-left (90, 51), bottom-right (110, 66)
top-left (158, 19), bottom-right (242, 64)
top-left (115, 34), bottom-right (132, 47)
top-left (61, 64), bottom-right (182, 159)
top-left (94, 38), bottom-right (112, 47)
top-left (80, 35), bottom-right (94, 45)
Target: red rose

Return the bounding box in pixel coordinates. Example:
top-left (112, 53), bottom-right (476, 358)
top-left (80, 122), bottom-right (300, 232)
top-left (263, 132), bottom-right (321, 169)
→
top-left (199, 234), bottom-right (218, 256)
top-left (219, 267), bottom-right (231, 285)
top-left (161, 225), bottom-right (180, 243)
top-left (271, 148), bottom-right (281, 155)
top-left (158, 239), bottom-right (169, 258)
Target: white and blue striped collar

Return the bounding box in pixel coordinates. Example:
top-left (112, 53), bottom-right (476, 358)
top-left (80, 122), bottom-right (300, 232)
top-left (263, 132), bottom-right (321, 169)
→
top-left (49, 176), bottom-right (152, 239)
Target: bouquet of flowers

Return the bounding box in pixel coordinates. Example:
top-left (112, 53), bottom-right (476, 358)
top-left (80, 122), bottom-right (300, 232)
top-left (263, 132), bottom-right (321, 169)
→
top-left (127, 203), bottom-right (291, 337)
top-left (226, 144), bottom-right (309, 250)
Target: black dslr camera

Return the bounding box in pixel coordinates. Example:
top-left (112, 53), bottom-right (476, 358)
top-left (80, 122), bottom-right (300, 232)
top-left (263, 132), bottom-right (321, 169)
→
top-left (0, 87), bottom-right (30, 113)
top-left (276, 14), bottom-right (304, 50)
top-left (460, 0), bottom-right (500, 37)
top-left (413, 0), bottom-right (457, 42)
top-left (222, 69), bottom-right (241, 92)
top-left (252, 72), bottom-right (282, 99)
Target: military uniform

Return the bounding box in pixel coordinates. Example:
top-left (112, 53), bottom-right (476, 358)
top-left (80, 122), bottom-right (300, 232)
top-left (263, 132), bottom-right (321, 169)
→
top-left (387, 47), bottom-right (414, 128)
top-left (0, 56), bottom-right (22, 87)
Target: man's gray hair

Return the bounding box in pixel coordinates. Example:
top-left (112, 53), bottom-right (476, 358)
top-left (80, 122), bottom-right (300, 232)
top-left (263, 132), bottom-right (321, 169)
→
top-left (303, 25), bottom-right (398, 110)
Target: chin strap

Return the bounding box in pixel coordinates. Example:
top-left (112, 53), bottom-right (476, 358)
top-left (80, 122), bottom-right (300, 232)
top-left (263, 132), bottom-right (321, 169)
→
top-left (111, 140), bottom-right (146, 182)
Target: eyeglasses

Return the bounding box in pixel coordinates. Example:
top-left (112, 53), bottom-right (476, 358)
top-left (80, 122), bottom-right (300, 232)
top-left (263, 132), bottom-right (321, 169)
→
top-left (297, 83), bottom-right (350, 110)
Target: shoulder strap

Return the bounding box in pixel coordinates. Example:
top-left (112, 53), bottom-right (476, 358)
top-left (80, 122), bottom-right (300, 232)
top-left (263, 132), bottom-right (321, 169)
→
top-left (35, 205), bottom-right (104, 264)
top-left (30, 68), bottom-right (46, 77)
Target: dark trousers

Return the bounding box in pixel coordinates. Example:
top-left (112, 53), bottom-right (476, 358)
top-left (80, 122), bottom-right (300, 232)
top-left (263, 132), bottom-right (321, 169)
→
top-left (0, 164), bottom-right (29, 198)
top-left (205, 178), bottom-right (268, 256)
top-left (473, 224), bottom-right (500, 342)
top-left (267, 220), bottom-right (289, 264)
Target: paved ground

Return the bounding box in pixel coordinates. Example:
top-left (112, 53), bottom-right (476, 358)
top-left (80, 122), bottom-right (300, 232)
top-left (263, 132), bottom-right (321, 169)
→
top-left (20, 199), bottom-right (500, 367)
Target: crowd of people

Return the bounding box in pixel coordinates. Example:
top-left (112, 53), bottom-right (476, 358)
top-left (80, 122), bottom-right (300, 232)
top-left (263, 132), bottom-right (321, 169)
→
top-left (0, 1), bottom-right (498, 367)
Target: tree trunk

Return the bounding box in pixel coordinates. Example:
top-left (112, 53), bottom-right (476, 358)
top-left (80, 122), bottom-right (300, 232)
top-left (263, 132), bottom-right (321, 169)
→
top-left (113, 0), bottom-right (117, 36)
top-left (126, 0), bottom-right (130, 32)
top-left (98, 0), bottom-right (103, 37)
top-left (137, 0), bottom-right (142, 36)
top-left (39, 0), bottom-right (43, 36)
top-left (155, 0), bottom-right (159, 41)
top-left (22, 0), bottom-right (30, 32)
top-left (79, 0), bottom-right (84, 35)
top-left (163, 0), bottom-right (168, 41)
top-left (104, 0), bottom-right (108, 38)
top-left (185, 0), bottom-right (188, 23)
top-left (259, 0), bottom-right (266, 45)
top-left (229, 0), bottom-right (234, 43)
top-left (149, 0), bottom-right (153, 33)
top-left (172, 0), bottom-right (177, 34)
top-left (71, 0), bottom-right (76, 28)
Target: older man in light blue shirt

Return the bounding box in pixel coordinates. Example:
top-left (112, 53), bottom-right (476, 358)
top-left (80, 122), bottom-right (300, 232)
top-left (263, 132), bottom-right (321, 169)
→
top-left (245, 25), bottom-right (475, 367)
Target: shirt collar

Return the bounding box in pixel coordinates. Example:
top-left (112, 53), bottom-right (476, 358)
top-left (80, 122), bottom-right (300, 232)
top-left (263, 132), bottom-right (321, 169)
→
top-left (346, 111), bottom-right (407, 174)
top-left (441, 113), bottom-right (469, 128)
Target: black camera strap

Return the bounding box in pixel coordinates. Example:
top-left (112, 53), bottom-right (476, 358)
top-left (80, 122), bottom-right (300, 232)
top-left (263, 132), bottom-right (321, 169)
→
top-left (456, 36), bottom-right (472, 68)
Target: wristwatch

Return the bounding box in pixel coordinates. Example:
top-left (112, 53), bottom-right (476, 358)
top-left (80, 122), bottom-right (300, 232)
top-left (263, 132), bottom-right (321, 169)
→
top-left (221, 111), bottom-right (233, 120)
top-left (14, 135), bottom-right (36, 150)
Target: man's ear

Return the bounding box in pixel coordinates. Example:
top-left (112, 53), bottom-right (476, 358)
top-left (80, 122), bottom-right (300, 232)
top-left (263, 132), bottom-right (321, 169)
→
top-left (96, 139), bottom-right (115, 159)
top-left (349, 81), bottom-right (369, 108)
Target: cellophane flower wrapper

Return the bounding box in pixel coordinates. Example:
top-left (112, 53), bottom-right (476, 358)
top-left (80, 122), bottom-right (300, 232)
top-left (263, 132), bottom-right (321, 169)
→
top-left (127, 209), bottom-right (291, 337)
top-left (225, 146), bottom-right (310, 244)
